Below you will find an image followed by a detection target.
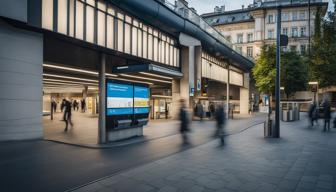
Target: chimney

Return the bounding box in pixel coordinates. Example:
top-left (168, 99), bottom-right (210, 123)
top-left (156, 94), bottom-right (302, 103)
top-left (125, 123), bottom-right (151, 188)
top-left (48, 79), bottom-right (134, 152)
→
top-left (220, 5), bottom-right (225, 12)
top-left (178, 0), bottom-right (188, 7)
top-left (214, 6), bottom-right (220, 12)
top-left (242, 5), bottom-right (245, 9)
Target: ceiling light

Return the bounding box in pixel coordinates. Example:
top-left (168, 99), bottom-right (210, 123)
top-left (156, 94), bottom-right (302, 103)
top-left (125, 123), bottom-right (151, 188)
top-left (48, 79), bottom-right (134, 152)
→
top-left (120, 74), bottom-right (171, 84)
top-left (43, 64), bottom-right (98, 75)
top-left (139, 72), bottom-right (173, 80)
top-left (43, 74), bottom-right (98, 82)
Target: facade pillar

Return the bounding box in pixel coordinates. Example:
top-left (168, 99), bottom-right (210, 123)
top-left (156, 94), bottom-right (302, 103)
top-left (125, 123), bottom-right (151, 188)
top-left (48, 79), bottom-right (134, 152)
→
top-left (188, 45), bottom-right (195, 98)
top-left (98, 52), bottom-right (106, 144)
top-left (195, 46), bottom-right (202, 98)
top-left (226, 65), bottom-right (230, 118)
top-left (180, 47), bottom-right (190, 107)
top-left (240, 87), bottom-right (249, 115)
top-left (0, 20), bottom-right (43, 141)
top-left (171, 79), bottom-right (181, 119)
top-left (178, 33), bottom-right (201, 110)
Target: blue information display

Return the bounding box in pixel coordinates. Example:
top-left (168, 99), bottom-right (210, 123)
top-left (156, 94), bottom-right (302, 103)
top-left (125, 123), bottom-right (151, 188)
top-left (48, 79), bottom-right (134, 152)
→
top-left (106, 83), bottom-right (134, 116)
top-left (106, 82), bottom-right (150, 116)
top-left (134, 86), bottom-right (150, 114)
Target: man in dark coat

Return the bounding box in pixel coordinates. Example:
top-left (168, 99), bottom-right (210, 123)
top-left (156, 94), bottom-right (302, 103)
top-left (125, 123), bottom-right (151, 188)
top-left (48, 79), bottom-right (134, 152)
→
top-left (323, 100), bottom-right (331, 132)
top-left (179, 99), bottom-right (190, 144)
top-left (64, 99), bottom-right (73, 131)
top-left (215, 103), bottom-right (226, 146)
top-left (308, 102), bottom-right (317, 127)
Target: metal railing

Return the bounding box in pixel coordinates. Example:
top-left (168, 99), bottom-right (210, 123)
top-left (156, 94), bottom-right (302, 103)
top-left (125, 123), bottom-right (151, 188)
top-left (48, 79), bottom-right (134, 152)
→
top-left (252, 0), bottom-right (328, 8)
top-left (159, 0), bottom-right (254, 61)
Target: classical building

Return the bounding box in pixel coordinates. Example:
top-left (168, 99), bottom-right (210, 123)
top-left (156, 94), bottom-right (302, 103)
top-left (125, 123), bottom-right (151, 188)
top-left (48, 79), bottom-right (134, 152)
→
top-left (202, 0), bottom-right (329, 59)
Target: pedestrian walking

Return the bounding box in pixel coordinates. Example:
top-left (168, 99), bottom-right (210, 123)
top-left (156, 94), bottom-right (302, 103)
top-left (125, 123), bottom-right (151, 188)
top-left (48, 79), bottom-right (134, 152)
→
top-left (196, 101), bottom-right (203, 121)
top-left (61, 99), bottom-right (67, 120)
top-left (64, 99), bottom-right (73, 131)
top-left (308, 102), bottom-right (318, 127)
top-left (323, 99), bottom-right (331, 132)
top-left (209, 102), bottom-right (215, 119)
top-left (81, 99), bottom-right (86, 112)
top-left (179, 99), bottom-right (190, 144)
top-left (215, 103), bottom-right (226, 146)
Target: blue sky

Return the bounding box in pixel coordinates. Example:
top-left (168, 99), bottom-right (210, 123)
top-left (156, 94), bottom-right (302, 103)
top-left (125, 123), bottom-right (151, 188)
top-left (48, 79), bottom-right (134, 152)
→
top-left (171, 0), bottom-right (335, 14)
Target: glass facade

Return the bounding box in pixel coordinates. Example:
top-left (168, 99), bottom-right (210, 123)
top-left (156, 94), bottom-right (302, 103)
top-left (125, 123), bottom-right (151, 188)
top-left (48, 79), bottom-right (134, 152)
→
top-left (42, 0), bottom-right (180, 67)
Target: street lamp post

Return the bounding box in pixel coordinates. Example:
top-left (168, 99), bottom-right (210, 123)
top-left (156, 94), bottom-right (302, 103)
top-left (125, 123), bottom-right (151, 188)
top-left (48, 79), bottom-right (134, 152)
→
top-left (274, 5), bottom-right (282, 138)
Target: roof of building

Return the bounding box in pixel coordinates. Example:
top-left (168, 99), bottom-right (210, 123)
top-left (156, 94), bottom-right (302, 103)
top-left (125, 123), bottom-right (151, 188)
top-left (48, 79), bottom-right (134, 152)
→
top-left (202, 0), bottom-right (329, 26)
top-left (202, 8), bottom-right (254, 26)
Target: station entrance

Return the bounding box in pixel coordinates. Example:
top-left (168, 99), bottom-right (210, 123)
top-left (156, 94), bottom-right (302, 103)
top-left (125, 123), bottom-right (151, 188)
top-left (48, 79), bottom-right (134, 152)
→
top-left (41, 34), bottom-right (181, 146)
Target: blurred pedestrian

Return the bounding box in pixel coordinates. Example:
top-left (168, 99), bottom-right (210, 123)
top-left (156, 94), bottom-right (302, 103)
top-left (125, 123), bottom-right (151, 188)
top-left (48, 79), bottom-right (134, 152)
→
top-left (209, 102), bottom-right (215, 119)
top-left (179, 99), bottom-right (190, 144)
top-left (64, 99), bottom-right (73, 131)
top-left (51, 98), bottom-right (57, 113)
top-left (196, 101), bottom-right (203, 121)
top-left (308, 102), bottom-right (317, 127)
top-left (61, 99), bottom-right (67, 120)
top-left (323, 99), bottom-right (331, 132)
top-left (81, 99), bottom-right (86, 112)
top-left (215, 103), bottom-right (226, 146)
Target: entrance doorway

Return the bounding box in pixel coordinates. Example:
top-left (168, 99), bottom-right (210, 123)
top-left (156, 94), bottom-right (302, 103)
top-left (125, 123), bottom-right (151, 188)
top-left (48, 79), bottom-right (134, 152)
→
top-left (150, 96), bottom-right (172, 120)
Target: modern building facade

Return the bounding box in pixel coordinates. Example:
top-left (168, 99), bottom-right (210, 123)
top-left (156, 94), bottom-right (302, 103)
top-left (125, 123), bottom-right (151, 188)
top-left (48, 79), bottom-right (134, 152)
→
top-left (0, 0), bottom-right (253, 143)
top-left (202, 0), bottom-right (329, 59)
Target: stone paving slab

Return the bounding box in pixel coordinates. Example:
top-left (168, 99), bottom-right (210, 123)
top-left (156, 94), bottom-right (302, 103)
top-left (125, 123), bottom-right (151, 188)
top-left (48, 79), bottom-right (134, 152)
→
top-left (71, 118), bottom-right (336, 192)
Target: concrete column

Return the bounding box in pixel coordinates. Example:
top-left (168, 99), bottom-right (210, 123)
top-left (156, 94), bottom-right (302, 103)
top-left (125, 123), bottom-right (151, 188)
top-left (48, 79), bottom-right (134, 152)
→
top-left (180, 47), bottom-right (190, 107)
top-left (171, 79), bottom-right (181, 119)
top-left (188, 46), bottom-right (195, 97)
top-left (0, 20), bottom-right (43, 141)
top-left (98, 53), bottom-right (106, 144)
top-left (240, 87), bottom-right (249, 115)
top-left (226, 66), bottom-right (230, 118)
top-left (82, 85), bottom-right (88, 99)
top-left (195, 46), bottom-right (202, 97)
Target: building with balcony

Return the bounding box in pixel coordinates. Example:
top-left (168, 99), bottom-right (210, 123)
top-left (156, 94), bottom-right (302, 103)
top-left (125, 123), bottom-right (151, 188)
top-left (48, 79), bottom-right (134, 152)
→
top-left (202, 0), bottom-right (329, 59)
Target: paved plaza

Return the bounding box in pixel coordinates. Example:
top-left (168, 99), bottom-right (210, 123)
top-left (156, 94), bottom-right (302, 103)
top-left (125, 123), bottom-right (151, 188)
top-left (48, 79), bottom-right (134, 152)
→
top-left (72, 116), bottom-right (336, 192)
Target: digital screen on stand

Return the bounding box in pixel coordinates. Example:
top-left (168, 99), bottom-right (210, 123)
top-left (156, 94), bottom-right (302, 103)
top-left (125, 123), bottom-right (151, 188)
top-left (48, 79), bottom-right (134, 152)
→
top-left (106, 83), bottom-right (134, 116)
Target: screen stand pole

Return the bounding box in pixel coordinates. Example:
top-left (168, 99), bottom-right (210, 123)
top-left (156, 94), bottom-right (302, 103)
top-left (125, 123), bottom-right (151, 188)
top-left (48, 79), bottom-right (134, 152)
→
top-left (98, 52), bottom-right (106, 144)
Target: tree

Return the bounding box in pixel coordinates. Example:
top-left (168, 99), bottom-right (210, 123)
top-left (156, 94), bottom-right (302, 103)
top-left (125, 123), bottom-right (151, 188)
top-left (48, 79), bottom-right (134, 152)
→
top-left (310, 6), bottom-right (336, 88)
top-left (253, 45), bottom-right (308, 99)
top-left (281, 52), bottom-right (308, 98)
top-left (252, 45), bottom-right (276, 95)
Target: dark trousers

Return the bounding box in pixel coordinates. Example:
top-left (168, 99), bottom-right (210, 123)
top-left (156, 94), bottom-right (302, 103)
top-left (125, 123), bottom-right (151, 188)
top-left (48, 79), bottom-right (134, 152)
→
top-left (64, 112), bottom-right (73, 131)
top-left (324, 119), bottom-right (330, 131)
